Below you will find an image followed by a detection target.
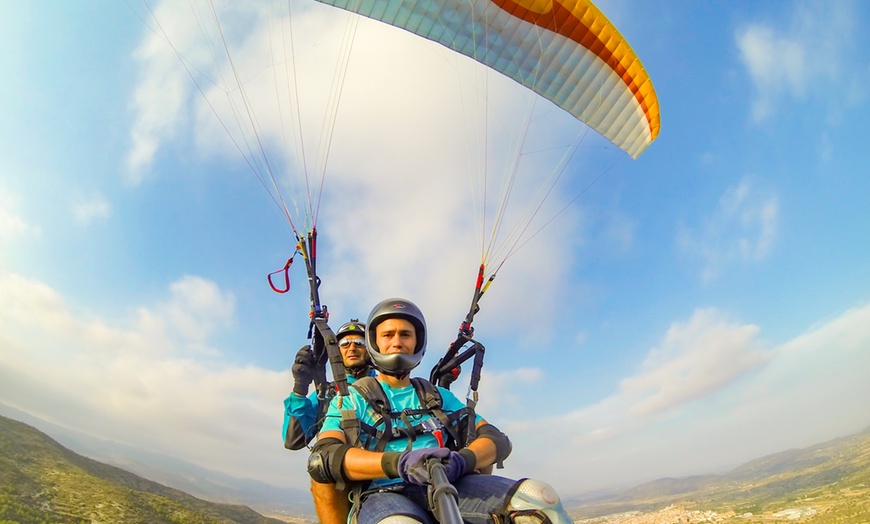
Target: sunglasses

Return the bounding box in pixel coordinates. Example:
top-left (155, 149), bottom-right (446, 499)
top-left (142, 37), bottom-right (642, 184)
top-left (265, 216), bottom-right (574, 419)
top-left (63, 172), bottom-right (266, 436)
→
top-left (338, 338), bottom-right (366, 349)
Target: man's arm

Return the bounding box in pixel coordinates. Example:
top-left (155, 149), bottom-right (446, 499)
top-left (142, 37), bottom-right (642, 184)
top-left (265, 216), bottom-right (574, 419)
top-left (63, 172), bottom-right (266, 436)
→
top-left (284, 345), bottom-right (319, 450)
top-left (282, 391), bottom-right (317, 450)
top-left (463, 419), bottom-right (498, 469)
top-left (317, 430), bottom-right (393, 481)
top-left (318, 418), bottom-right (506, 481)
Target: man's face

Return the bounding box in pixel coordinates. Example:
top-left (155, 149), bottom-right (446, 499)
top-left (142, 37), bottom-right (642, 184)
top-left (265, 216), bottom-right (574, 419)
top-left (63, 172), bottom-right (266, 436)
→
top-left (338, 334), bottom-right (366, 369)
top-left (375, 318), bottom-right (417, 355)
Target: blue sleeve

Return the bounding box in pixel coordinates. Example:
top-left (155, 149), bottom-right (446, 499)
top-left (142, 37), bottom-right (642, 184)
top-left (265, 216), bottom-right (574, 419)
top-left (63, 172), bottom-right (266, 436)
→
top-left (437, 386), bottom-right (483, 425)
top-left (319, 394), bottom-right (341, 433)
top-left (282, 390), bottom-right (318, 450)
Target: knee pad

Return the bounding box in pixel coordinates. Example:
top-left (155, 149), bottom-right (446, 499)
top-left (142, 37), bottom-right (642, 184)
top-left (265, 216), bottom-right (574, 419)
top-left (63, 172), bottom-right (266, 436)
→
top-left (505, 479), bottom-right (572, 524)
top-left (376, 515), bottom-right (427, 524)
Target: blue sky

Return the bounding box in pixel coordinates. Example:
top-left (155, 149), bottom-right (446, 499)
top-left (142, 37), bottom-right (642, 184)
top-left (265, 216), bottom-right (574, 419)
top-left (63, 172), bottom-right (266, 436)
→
top-left (2, 0), bottom-right (870, 498)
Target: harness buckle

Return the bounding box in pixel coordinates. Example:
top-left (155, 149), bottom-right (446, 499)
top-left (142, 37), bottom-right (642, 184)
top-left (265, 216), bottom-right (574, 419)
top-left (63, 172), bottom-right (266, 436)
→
top-left (421, 418), bottom-right (445, 447)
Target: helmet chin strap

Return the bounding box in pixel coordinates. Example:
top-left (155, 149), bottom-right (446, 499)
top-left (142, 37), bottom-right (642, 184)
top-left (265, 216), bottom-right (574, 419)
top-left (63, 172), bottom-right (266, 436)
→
top-left (347, 363), bottom-right (373, 379)
top-left (376, 366), bottom-right (410, 379)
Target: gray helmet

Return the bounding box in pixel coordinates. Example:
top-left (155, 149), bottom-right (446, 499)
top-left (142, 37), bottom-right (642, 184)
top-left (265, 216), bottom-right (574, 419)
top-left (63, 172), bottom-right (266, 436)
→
top-left (336, 319), bottom-right (366, 340)
top-left (366, 298), bottom-right (427, 377)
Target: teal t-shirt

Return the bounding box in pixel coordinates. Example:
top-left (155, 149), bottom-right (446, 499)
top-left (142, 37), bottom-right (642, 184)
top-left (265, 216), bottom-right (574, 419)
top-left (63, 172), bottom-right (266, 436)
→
top-left (320, 378), bottom-right (483, 486)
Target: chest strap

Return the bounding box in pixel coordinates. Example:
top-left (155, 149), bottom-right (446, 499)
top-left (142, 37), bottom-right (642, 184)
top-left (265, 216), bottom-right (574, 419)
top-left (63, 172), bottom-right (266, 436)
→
top-left (342, 377), bottom-right (470, 452)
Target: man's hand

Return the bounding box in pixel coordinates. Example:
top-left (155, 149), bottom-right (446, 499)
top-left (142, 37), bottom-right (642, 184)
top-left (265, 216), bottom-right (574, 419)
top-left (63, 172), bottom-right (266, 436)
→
top-left (437, 365), bottom-right (461, 388)
top-left (396, 448), bottom-right (468, 486)
top-left (292, 345), bottom-right (316, 396)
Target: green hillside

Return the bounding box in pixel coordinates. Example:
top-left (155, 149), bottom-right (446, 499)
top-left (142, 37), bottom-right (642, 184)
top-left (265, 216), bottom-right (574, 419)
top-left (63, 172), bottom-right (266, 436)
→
top-left (0, 415), bottom-right (285, 524)
top-left (569, 426), bottom-right (870, 523)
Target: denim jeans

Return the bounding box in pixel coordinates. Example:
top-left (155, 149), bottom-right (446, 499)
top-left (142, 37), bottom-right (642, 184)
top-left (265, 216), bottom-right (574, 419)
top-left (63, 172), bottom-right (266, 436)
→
top-left (357, 474), bottom-right (519, 524)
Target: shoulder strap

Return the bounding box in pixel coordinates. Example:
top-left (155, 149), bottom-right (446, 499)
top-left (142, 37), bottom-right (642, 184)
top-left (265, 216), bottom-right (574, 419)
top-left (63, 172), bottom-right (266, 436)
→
top-left (350, 376), bottom-right (388, 409)
top-left (410, 377), bottom-right (442, 410)
top-left (347, 376), bottom-right (393, 452)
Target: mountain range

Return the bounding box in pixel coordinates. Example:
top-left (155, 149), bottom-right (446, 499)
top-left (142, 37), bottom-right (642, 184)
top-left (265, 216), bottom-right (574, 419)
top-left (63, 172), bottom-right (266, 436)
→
top-left (0, 402), bottom-right (312, 519)
top-left (3, 401), bottom-right (869, 524)
top-left (0, 413), bottom-right (299, 523)
top-left (565, 425), bottom-right (870, 523)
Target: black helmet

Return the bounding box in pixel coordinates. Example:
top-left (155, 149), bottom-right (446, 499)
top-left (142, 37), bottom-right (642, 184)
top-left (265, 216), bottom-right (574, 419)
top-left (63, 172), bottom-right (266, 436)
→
top-left (336, 319), bottom-right (366, 340)
top-left (366, 298), bottom-right (427, 377)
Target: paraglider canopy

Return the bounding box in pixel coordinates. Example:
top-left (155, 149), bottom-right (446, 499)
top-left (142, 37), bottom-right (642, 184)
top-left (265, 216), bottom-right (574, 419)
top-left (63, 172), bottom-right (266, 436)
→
top-left (314, 0), bottom-right (660, 158)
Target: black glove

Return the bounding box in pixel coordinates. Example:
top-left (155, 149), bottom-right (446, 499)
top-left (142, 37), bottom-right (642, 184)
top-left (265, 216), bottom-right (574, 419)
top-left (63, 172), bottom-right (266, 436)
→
top-left (292, 345), bottom-right (316, 396)
top-left (438, 365), bottom-right (461, 387)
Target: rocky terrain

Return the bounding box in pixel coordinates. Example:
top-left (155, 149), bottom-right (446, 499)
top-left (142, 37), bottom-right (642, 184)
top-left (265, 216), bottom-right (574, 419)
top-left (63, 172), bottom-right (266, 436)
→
top-left (0, 414), bottom-right (287, 523)
top-left (567, 427), bottom-right (870, 523)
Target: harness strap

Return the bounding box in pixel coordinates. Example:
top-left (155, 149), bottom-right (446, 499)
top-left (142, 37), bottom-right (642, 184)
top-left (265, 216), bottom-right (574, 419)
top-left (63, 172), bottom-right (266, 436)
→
top-left (398, 411), bottom-right (417, 451)
top-left (356, 409), bottom-right (466, 446)
top-left (346, 377), bottom-right (473, 452)
top-left (347, 376), bottom-right (389, 451)
top-left (414, 377), bottom-right (474, 449)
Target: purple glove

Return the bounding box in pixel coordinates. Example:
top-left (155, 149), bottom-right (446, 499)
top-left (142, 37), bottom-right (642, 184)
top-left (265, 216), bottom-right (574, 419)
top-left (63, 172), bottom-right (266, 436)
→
top-left (397, 447), bottom-right (467, 486)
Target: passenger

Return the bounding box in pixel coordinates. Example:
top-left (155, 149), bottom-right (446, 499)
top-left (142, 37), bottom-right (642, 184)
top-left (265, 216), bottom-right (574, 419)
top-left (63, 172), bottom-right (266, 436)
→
top-left (283, 319), bottom-right (374, 524)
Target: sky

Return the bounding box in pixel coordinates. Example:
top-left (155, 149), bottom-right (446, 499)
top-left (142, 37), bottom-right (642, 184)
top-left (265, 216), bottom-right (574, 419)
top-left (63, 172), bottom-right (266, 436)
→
top-left (2, 0), bottom-right (870, 501)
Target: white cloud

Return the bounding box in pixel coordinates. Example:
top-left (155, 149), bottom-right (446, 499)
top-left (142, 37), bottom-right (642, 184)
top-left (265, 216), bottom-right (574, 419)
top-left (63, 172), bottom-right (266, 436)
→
top-left (72, 194), bottom-right (111, 225)
top-left (720, 179), bottom-right (778, 261)
top-left (600, 209), bottom-right (636, 255)
top-left (149, 275), bottom-right (237, 345)
top-left (531, 308), bottom-right (771, 446)
top-left (736, 1), bottom-right (858, 122)
top-left (125, 1), bottom-right (208, 181)
top-left (736, 25), bottom-right (806, 121)
top-left (0, 206), bottom-right (31, 241)
top-left (314, 36), bottom-right (592, 345)
top-left (0, 270), bottom-right (298, 487)
top-left (620, 308), bottom-right (770, 418)
top-left (127, 0), bottom-right (599, 351)
top-left (476, 367), bottom-right (545, 413)
top-left (0, 187), bottom-right (39, 241)
top-left (678, 178), bottom-right (779, 282)
top-left (501, 303), bottom-right (870, 493)
top-left (126, 1), bottom-right (361, 187)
